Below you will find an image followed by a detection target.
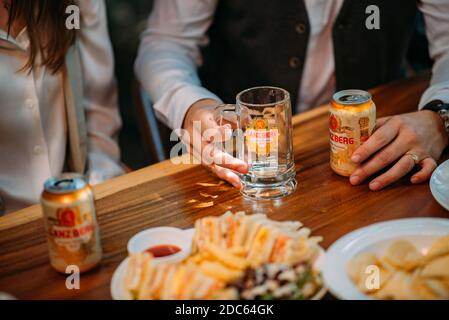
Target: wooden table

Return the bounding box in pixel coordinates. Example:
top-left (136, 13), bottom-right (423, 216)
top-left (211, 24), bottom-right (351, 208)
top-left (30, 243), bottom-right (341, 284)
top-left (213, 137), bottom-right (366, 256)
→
top-left (0, 73), bottom-right (448, 299)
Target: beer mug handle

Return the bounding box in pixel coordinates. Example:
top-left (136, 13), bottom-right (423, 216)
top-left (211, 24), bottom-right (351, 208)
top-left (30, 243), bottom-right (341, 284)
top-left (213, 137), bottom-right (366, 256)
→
top-left (214, 104), bottom-right (237, 127)
top-left (214, 104), bottom-right (245, 172)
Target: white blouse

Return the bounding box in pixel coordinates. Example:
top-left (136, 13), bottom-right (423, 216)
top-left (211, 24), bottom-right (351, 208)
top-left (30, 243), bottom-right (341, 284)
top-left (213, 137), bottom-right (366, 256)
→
top-left (0, 0), bottom-right (123, 214)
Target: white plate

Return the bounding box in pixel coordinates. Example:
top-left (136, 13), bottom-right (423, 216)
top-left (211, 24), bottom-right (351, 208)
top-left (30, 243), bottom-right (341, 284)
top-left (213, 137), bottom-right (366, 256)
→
top-left (110, 256), bottom-right (133, 300)
top-left (111, 228), bottom-right (195, 300)
top-left (111, 229), bottom-right (327, 300)
top-left (430, 159), bottom-right (449, 211)
top-left (323, 218), bottom-right (449, 300)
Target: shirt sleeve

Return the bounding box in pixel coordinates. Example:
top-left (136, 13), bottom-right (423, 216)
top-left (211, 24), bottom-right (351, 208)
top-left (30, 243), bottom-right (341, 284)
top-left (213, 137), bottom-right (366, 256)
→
top-left (134, 0), bottom-right (222, 130)
top-left (418, 0), bottom-right (449, 107)
top-left (77, 0), bottom-right (124, 183)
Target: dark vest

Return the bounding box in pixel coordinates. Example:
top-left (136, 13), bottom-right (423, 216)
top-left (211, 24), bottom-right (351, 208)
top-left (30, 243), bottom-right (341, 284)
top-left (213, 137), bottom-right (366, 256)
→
top-left (199, 0), bottom-right (418, 109)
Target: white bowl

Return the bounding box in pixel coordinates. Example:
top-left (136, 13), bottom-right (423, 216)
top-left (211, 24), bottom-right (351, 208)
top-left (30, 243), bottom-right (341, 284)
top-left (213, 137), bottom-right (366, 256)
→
top-left (127, 227), bottom-right (193, 264)
top-left (430, 159), bottom-right (449, 211)
top-left (323, 218), bottom-right (449, 300)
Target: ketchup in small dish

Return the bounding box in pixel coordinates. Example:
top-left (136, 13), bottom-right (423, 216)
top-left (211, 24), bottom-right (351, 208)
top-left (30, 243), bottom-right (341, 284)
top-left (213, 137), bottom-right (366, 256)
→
top-left (145, 244), bottom-right (181, 258)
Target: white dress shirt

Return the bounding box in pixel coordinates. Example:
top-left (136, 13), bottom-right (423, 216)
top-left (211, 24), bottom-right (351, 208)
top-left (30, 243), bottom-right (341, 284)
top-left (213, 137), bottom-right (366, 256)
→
top-left (0, 0), bottom-right (123, 214)
top-left (135, 0), bottom-right (449, 131)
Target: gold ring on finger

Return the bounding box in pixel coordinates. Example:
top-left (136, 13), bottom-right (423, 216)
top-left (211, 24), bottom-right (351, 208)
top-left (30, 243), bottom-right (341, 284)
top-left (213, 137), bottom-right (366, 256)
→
top-left (404, 152), bottom-right (420, 165)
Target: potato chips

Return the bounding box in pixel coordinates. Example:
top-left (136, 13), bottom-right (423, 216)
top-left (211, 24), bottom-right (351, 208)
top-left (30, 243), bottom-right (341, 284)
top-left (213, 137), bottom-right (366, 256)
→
top-left (347, 235), bottom-right (449, 300)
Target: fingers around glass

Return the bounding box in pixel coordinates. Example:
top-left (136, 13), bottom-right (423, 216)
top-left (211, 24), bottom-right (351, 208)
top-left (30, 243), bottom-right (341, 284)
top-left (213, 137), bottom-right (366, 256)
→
top-left (215, 104), bottom-right (237, 127)
top-left (211, 164), bottom-right (242, 189)
top-left (212, 148), bottom-right (248, 173)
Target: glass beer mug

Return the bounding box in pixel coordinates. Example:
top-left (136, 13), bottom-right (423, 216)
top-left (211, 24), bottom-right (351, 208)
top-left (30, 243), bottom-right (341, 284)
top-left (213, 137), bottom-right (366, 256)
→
top-left (216, 87), bottom-right (297, 200)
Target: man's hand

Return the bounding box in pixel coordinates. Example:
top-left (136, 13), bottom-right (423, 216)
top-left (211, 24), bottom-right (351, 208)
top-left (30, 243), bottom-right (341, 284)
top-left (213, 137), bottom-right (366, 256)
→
top-left (350, 110), bottom-right (448, 191)
top-left (182, 99), bottom-right (248, 188)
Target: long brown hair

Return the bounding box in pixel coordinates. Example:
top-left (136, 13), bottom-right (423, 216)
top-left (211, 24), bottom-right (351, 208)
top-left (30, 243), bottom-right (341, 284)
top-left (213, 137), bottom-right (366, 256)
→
top-left (7, 0), bottom-right (77, 73)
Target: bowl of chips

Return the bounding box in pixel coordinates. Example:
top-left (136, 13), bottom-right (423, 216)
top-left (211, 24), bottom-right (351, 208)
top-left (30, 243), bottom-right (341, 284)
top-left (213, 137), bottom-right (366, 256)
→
top-left (323, 218), bottom-right (449, 300)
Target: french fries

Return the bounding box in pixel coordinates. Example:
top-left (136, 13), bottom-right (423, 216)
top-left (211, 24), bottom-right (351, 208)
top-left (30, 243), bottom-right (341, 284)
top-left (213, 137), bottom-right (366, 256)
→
top-left (199, 261), bottom-right (242, 282)
top-left (203, 243), bottom-right (248, 270)
top-left (229, 246), bottom-right (246, 257)
top-left (192, 211), bottom-right (321, 267)
top-left (184, 243), bottom-right (248, 284)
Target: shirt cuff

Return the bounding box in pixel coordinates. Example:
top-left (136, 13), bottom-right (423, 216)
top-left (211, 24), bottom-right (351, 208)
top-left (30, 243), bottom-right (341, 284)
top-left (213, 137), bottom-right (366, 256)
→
top-left (418, 85), bottom-right (449, 109)
top-left (419, 58), bottom-right (449, 109)
top-left (156, 85), bottom-right (222, 130)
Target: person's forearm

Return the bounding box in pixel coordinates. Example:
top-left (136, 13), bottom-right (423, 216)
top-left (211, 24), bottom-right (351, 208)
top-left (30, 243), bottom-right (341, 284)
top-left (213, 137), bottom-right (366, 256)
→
top-left (135, 39), bottom-right (221, 130)
top-left (134, 0), bottom-right (221, 130)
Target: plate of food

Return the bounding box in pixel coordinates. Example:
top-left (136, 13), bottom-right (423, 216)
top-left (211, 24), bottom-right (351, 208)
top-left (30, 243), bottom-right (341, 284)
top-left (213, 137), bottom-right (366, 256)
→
top-left (323, 218), bottom-right (449, 300)
top-left (111, 211), bottom-right (326, 300)
top-left (430, 159), bottom-right (449, 211)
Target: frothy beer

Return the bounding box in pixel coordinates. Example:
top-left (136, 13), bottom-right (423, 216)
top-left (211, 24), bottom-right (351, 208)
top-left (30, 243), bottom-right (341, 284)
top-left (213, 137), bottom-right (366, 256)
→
top-left (329, 90), bottom-right (376, 176)
top-left (41, 175), bottom-right (102, 273)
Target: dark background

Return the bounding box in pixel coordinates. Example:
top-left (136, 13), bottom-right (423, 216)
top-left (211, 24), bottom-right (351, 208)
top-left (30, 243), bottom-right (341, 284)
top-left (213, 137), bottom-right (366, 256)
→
top-left (105, 1), bottom-right (431, 170)
top-left (106, 0), bottom-right (154, 170)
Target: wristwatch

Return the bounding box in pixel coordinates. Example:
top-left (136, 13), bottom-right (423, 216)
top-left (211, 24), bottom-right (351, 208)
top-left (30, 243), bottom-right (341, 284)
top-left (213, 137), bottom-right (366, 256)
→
top-left (423, 100), bottom-right (449, 138)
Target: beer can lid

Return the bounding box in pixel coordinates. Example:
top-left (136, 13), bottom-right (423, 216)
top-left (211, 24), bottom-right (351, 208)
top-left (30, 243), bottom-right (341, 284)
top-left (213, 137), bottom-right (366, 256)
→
top-left (333, 89), bottom-right (371, 105)
top-left (44, 174), bottom-right (87, 194)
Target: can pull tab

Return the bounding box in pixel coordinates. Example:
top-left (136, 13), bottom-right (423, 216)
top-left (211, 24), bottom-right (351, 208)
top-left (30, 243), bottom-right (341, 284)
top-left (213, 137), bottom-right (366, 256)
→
top-left (54, 179), bottom-right (75, 188)
top-left (44, 174), bottom-right (87, 193)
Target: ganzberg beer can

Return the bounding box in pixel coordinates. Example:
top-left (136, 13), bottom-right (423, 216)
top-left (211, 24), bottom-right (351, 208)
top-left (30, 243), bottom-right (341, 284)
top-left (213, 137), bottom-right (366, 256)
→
top-left (41, 174), bottom-right (102, 273)
top-left (329, 90), bottom-right (376, 176)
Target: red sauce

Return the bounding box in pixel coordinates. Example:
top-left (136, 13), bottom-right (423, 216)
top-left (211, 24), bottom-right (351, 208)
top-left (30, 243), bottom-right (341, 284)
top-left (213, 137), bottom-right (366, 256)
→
top-left (145, 244), bottom-right (181, 258)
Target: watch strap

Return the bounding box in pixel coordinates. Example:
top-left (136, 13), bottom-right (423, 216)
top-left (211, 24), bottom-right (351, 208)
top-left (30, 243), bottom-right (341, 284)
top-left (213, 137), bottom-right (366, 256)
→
top-left (423, 100), bottom-right (449, 112)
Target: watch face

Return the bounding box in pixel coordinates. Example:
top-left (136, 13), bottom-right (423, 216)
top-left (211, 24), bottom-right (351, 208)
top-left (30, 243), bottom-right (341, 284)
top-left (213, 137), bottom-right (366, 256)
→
top-left (425, 100), bottom-right (449, 112)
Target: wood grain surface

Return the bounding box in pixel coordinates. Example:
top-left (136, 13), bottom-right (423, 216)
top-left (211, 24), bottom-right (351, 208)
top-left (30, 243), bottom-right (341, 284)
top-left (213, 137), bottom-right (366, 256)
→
top-left (0, 73), bottom-right (447, 299)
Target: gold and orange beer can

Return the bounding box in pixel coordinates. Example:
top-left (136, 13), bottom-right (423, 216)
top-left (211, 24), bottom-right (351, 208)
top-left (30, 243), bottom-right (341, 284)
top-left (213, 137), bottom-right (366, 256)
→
top-left (329, 90), bottom-right (376, 177)
top-left (41, 174), bottom-right (102, 273)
